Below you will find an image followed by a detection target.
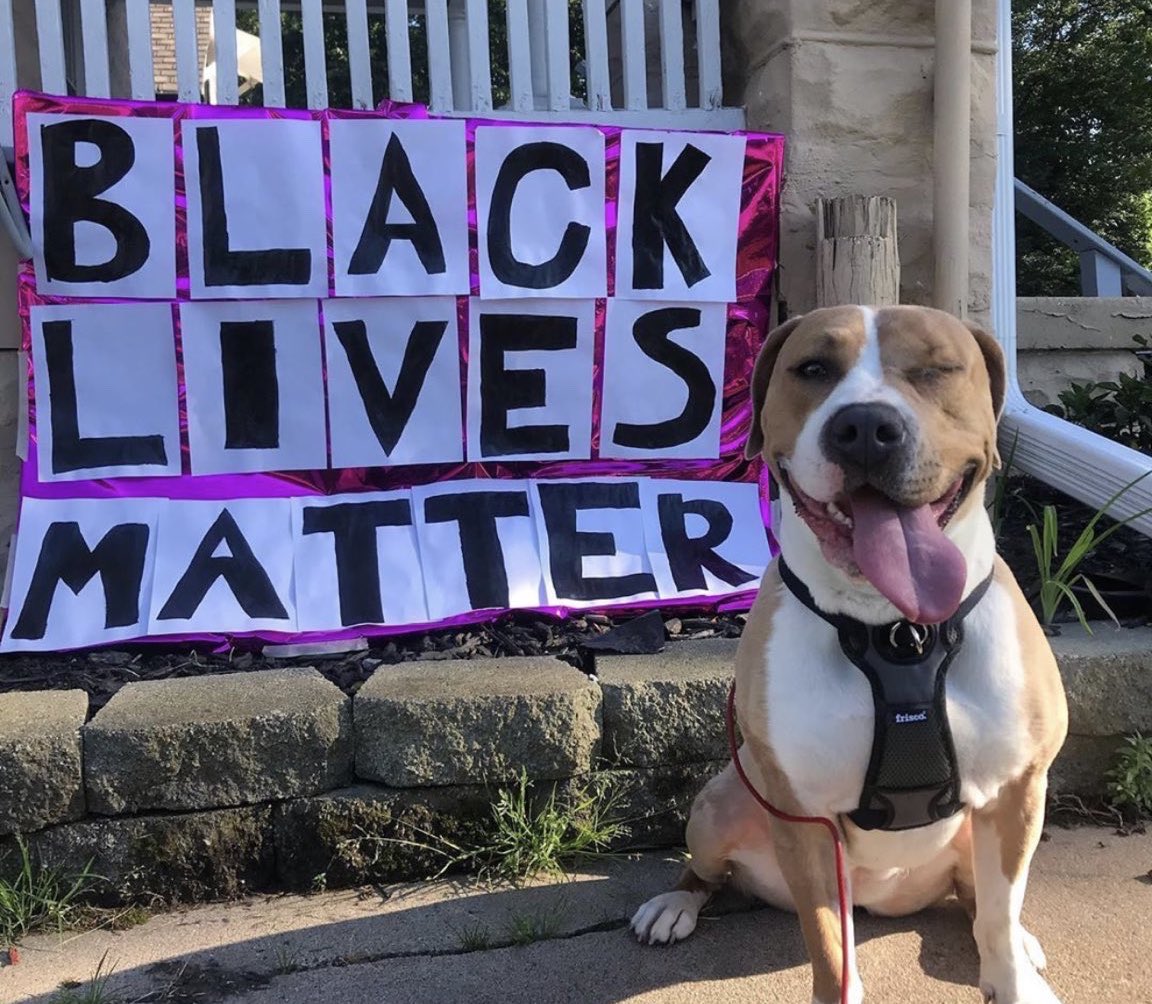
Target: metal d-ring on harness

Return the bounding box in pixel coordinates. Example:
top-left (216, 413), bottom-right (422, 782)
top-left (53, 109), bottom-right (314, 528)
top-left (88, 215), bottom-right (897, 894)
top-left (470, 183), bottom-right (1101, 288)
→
top-left (778, 559), bottom-right (995, 832)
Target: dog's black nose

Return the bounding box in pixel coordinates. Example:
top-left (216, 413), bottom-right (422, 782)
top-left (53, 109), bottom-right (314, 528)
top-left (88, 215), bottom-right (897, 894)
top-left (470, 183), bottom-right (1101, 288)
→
top-left (821, 402), bottom-right (911, 474)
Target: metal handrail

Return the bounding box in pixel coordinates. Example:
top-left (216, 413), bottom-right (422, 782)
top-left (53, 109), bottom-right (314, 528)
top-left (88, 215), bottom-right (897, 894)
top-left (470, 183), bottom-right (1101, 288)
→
top-left (1014, 178), bottom-right (1152, 297)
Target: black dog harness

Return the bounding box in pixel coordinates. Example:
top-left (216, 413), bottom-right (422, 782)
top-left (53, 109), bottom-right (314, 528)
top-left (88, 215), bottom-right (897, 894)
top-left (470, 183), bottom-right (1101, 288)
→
top-left (778, 560), bottom-right (993, 832)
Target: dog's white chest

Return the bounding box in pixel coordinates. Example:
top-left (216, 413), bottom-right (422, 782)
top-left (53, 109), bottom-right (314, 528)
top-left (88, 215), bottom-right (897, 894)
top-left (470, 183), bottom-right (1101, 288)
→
top-left (763, 582), bottom-right (1030, 820)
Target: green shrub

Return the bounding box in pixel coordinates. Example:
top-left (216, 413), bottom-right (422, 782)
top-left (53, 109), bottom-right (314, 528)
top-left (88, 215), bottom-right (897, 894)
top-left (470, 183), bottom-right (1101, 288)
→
top-left (1106, 733), bottom-right (1152, 817)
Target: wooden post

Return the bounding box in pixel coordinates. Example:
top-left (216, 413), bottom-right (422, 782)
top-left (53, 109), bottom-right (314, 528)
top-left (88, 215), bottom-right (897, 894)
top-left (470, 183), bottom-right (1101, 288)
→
top-left (815, 196), bottom-right (900, 307)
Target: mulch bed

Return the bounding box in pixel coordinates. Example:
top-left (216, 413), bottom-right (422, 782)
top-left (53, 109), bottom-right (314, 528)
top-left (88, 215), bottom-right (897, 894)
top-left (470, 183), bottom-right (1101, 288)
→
top-left (2, 473), bottom-right (1150, 715)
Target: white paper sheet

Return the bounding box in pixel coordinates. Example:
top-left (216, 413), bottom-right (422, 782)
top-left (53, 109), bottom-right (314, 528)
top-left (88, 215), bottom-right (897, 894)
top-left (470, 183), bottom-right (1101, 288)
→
top-left (148, 498), bottom-right (296, 634)
top-left (530, 478), bottom-right (658, 607)
top-left (291, 491), bottom-right (427, 630)
top-left (615, 130), bottom-right (746, 302)
top-left (474, 125), bottom-right (607, 299)
top-left (412, 479), bottom-right (545, 619)
top-left (466, 298), bottom-right (596, 462)
top-left (27, 113), bottom-right (177, 299)
top-left (179, 299), bottom-right (328, 476)
top-left (322, 297), bottom-right (464, 468)
top-left (183, 119), bottom-right (328, 299)
top-left (1, 497), bottom-right (163, 652)
top-left (330, 119), bottom-right (470, 297)
top-left (30, 302), bottom-right (182, 483)
top-left (640, 479), bottom-right (770, 599)
top-left (599, 299), bottom-right (728, 460)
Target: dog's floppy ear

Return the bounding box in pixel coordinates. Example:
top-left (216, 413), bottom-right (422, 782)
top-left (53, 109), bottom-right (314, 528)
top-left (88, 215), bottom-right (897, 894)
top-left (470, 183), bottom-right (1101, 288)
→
top-left (743, 314), bottom-right (805, 461)
top-left (963, 320), bottom-right (1007, 420)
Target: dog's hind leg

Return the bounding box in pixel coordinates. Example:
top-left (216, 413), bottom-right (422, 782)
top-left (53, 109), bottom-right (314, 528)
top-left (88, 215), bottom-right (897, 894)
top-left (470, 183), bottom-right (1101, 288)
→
top-left (630, 764), bottom-right (752, 945)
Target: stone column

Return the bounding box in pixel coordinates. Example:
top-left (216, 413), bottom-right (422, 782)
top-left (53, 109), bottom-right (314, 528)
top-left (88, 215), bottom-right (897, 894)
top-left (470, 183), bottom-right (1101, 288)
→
top-left (722, 0), bottom-right (997, 322)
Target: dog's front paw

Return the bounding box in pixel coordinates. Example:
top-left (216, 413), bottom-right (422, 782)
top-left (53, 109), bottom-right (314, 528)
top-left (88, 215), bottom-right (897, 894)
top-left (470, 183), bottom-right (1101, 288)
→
top-left (979, 968), bottom-right (1062, 1004)
top-left (630, 890), bottom-right (703, 945)
top-left (1021, 929), bottom-right (1047, 972)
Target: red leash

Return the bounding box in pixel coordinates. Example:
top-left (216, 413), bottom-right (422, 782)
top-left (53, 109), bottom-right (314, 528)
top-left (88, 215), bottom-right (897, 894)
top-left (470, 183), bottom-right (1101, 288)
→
top-left (726, 681), bottom-right (853, 1004)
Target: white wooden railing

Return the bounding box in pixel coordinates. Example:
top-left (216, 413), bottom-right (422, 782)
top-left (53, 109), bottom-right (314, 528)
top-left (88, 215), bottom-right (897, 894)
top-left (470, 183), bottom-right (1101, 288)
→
top-left (0, 0), bottom-right (742, 155)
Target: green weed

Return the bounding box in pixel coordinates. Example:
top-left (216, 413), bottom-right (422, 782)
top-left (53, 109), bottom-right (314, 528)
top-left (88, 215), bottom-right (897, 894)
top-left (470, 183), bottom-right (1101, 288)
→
top-left (1107, 733), bottom-right (1152, 817)
top-left (0, 838), bottom-right (98, 947)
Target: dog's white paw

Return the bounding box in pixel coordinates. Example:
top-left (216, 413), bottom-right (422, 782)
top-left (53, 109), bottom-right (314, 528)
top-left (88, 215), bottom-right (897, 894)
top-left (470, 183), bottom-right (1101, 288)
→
top-left (630, 890), bottom-right (703, 945)
top-left (980, 969), bottom-right (1062, 1004)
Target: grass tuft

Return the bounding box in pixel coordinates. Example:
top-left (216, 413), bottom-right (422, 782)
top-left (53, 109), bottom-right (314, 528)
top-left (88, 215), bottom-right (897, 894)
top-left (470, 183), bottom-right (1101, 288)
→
top-left (0, 838), bottom-right (99, 947)
top-left (1107, 732), bottom-right (1152, 817)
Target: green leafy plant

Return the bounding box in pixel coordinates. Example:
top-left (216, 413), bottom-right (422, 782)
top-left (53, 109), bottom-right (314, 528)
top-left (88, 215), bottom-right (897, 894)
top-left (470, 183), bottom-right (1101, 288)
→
top-left (452, 920), bottom-right (492, 952)
top-left (0, 838), bottom-right (98, 947)
top-left (503, 906), bottom-right (562, 946)
top-left (50, 954), bottom-right (116, 1004)
top-left (1106, 733), bottom-right (1152, 817)
top-left (1026, 471), bottom-right (1152, 631)
top-left (1048, 336), bottom-right (1152, 456)
top-left (473, 770), bottom-right (628, 882)
top-left (987, 431), bottom-right (1020, 539)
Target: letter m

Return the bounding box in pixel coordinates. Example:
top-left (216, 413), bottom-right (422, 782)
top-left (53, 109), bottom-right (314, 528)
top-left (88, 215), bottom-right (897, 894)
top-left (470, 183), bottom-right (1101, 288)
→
top-left (10, 521), bottom-right (150, 640)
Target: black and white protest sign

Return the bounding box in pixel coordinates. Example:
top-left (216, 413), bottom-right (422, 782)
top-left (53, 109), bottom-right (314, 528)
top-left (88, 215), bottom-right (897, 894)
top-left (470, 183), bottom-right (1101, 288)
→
top-left (2, 497), bottom-right (161, 651)
top-left (30, 303), bottom-right (182, 482)
top-left (412, 479), bottom-right (545, 619)
top-left (179, 300), bottom-right (327, 475)
top-left (323, 297), bottom-right (464, 468)
top-left (532, 479), bottom-right (658, 606)
top-left (148, 499), bottom-right (295, 634)
top-left (28, 114), bottom-right (177, 299)
top-left (640, 479), bottom-right (769, 598)
top-left (467, 299), bottom-right (595, 462)
top-left (475, 126), bottom-right (607, 299)
top-left (292, 492), bottom-right (428, 630)
top-left (615, 130), bottom-right (746, 302)
top-left (599, 300), bottom-right (727, 460)
top-left (330, 119), bottom-right (470, 297)
top-left (183, 120), bottom-right (328, 298)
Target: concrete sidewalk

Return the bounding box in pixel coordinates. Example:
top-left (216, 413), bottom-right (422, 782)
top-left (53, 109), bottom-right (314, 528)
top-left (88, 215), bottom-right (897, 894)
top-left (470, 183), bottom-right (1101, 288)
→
top-left (4, 826), bottom-right (1150, 1004)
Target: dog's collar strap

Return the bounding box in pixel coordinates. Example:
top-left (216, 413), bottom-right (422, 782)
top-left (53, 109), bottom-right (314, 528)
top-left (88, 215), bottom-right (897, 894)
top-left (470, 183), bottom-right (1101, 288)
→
top-left (777, 559), bottom-right (994, 833)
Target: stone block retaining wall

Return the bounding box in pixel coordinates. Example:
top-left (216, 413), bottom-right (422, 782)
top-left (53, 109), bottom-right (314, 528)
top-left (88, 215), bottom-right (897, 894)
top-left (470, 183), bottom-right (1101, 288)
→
top-left (1, 630), bottom-right (1149, 904)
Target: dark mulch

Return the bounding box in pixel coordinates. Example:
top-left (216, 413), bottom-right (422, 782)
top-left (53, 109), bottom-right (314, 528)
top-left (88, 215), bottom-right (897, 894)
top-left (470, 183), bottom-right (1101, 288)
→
top-left (0, 610), bottom-right (746, 716)
top-left (996, 474), bottom-right (1152, 630)
top-left (3, 473), bottom-right (1150, 713)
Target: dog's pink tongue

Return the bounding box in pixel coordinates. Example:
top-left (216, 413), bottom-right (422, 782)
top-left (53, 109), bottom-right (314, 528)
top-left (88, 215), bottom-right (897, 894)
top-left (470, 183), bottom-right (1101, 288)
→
top-left (850, 488), bottom-right (968, 624)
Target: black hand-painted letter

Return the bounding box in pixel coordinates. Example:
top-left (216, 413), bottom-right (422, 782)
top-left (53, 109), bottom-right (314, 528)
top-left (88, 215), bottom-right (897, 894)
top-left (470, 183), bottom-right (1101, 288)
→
top-left (349, 133), bottom-right (446, 277)
top-left (631, 141), bottom-right (711, 290)
top-left (43, 320), bottom-right (168, 474)
top-left (220, 320), bottom-right (280, 450)
top-left (423, 490), bottom-right (531, 610)
top-left (40, 118), bottom-right (150, 284)
top-left (197, 126), bottom-right (311, 287)
top-left (536, 481), bottom-right (656, 601)
top-left (11, 521), bottom-right (150, 640)
top-left (157, 508), bottom-right (289, 621)
top-left (332, 318), bottom-right (449, 455)
top-left (479, 312), bottom-right (578, 457)
top-left (656, 493), bottom-right (756, 591)
top-left (301, 499), bottom-right (412, 626)
top-left (611, 307), bottom-right (716, 450)
top-left (487, 141), bottom-right (592, 289)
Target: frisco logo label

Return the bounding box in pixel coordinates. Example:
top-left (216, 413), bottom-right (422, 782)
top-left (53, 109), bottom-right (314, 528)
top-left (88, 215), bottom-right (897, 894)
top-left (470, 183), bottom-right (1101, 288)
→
top-left (894, 710), bottom-right (929, 724)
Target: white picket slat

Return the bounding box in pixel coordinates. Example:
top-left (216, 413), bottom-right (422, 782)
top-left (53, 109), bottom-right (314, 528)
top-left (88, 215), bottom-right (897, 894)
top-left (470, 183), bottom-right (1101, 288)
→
top-left (505, 0), bottom-right (533, 112)
top-left (300, 0), bottom-right (328, 108)
top-left (582, 0), bottom-right (611, 112)
top-left (212, 0), bottom-right (239, 104)
top-left (463, 0), bottom-right (492, 112)
top-left (124, 0), bottom-right (154, 100)
top-left (543, 0), bottom-right (569, 112)
top-left (79, 0), bottom-right (110, 96)
top-left (694, 0), bottom-right (722, 109)
top-left (657, 1), bottom-right (686, 111)
top-left (345, 0), bottom-right (373, 109)
top-left (424, 0), bottom-right (453, 111)
top-left (34, 0), bottom-right (68, 93)
top-left (385, 0), bottom-right (412, 102)
top-left (172, 0), bottom-right (200, 101)
top-left (618, 0), bottom-right (646, 110)
top-left (257, 0), bottom-right (286, 107)
top-left (0, 0), bottom-right (18, 149)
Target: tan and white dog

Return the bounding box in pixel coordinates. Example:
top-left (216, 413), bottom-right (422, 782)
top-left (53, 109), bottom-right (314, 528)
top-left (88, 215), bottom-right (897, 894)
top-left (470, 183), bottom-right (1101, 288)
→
top-left (631, 305), bottom-right (1068, 1004)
